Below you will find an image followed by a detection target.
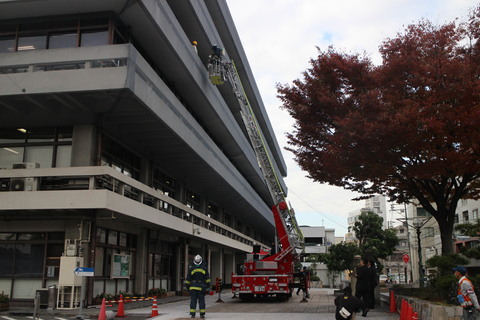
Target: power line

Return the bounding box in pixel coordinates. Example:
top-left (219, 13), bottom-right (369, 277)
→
top-left (289, 189), bottom-right (349, 229)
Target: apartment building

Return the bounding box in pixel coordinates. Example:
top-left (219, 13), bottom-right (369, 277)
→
top-left (0, 0), bottom-right (287, 307)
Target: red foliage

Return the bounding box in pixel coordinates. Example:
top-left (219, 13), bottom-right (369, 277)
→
top-left (277, 8), bottom-right (480, 255)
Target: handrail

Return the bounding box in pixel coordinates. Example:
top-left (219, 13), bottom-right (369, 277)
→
top-left (0, 166), bottom-right (265, 248)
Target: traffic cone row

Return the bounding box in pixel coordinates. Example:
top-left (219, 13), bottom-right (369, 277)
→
top-left (399, 298), bottom-right (418, 320)
top-left (150, 296), bottom-right (159, 317)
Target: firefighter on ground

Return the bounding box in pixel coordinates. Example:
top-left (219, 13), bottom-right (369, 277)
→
top-left (185, 255), bottom-right (211, 319)
top-left (296, 266), bottom-right (310, 298)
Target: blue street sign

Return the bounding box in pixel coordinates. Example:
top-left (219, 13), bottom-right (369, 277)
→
top-left (74, 267), bottom-right (94, 277)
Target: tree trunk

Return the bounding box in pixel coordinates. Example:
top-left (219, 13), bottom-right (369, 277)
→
top-left (437, 217), bottom-right (454, 255)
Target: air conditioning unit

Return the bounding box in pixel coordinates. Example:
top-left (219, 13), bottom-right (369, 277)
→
top-left (10, 177), bottom-right (36, 191)
top-left (12, 162), bottom-right (40, 169)
top-left (10, 163), bottom-right (39, 191)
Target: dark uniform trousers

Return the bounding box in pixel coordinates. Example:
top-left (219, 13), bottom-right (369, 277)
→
top-left (190, 290), bottom-right (206, 316)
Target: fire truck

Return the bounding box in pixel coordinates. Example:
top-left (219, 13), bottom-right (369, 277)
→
top-left (207, 45), bottom-right (304, 300)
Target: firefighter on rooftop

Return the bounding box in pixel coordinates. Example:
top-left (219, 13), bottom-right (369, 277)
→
top-left (185, 254), bottom-right (211, 318)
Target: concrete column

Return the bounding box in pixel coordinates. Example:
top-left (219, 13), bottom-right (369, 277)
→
top-left (176, 244), bottom-right (184, 294)
top-left (140, 158), bottom-right (152, 186)
top-left (224, 252), bottom-right (235, 285)
top-left (71, 125), bottom-right (97, 166)
top-left (183, 243), bottom-right (189, 282)
top-left (134, 229), bottom-right (148, 295)
top-left (210, 250), bottom-right (220, 282)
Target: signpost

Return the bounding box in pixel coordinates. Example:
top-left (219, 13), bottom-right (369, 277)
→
top-left (74, 267), bottom-right (94, 277)
top-left (74, 267), bottom-right (94, 319)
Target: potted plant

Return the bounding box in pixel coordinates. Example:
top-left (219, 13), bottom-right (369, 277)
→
top-left (0, 292), bottom-right (9, 311)
top-left (93, 293), bottom-right (114, 305)
top-left (148, 288), bottom-right (166, 298)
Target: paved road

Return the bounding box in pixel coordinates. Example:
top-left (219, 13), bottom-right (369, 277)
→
top-left (1, 289), bottom-right (399, 320)
top-left (129, 288), bottom-right (399, 320)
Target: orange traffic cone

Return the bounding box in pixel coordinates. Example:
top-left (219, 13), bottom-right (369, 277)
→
top-left (149, 297), bottom-right (159, 317)
top-left (98, 298), bottom-right (107, 320)
top-left (116, 294), bottom-right (126, 317)
top-left (389, 290), bottom-right (397, 313)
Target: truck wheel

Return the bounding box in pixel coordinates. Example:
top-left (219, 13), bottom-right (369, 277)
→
top-left (239, 293), bottom-right (253, 301)
top-left (276, 293), bottom-right (288, 301)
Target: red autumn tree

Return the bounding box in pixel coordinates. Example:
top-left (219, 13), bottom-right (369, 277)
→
top-left (277, 9), bottom-right (480, 255)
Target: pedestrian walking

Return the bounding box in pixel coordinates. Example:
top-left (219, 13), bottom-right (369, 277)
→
top-left (355, 258), bottom-right (371, 317)
top-left (185, 255), bottom-right (211, 319)
top-left (453, 265), bottom-right (480, 320)
top-left (335, 286), bottom-right (364, 320)
top-left (367, 259), bottom-right (378, 309)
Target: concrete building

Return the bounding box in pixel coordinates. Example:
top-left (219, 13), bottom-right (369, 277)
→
top-left (298, 226), bottom-right (339, 288)
top-left (0, 0), bottom-right (288, 307)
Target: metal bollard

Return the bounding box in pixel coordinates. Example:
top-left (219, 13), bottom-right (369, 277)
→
top-left (33, 292), bottom-right (40, 320)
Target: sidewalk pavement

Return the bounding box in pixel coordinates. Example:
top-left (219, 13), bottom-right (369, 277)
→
top-left (2, 288), bottom-right (399, 320)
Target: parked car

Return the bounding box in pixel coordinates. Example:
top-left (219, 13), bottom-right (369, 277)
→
top-left (379, 274), bottom-right (388, 284)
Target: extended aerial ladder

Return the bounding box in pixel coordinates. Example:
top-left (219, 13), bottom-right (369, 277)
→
top-left (207, 45), bottom-right (304, 300)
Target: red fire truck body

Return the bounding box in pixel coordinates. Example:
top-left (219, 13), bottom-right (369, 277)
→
top-left (231, 204), bottom-right (300, 300)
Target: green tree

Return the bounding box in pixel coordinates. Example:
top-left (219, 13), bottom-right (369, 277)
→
top-left (455, 220), bottom-right (480, 237)
top-left (353, 211), bottom-right (399, 261)
top-left (277, 6), bottom-right (480, 255)
top-left (318, 242), bottom-right (360, 275)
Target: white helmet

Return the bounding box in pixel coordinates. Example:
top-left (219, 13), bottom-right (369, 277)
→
top-left (194, 254), bottom-right (202, 265)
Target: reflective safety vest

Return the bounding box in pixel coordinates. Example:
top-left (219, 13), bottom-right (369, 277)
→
top-left (458, 277), bottom-right (475, 307)
top-left (185, 263), bottom-right (211, 292)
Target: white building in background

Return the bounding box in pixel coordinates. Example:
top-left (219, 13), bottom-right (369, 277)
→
top-left (299, 226), bottom-right (340, 287)
top-left (365, 195), bottom-right (388, 229)
top-left (347, 195), bottom-right (388, 240)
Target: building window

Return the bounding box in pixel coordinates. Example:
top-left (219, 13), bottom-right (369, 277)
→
top-left (224, 213), bottom-right (232, 228)
top-left (0, 232), bottom-right (64, 277)
top-left (455, 214), bottom-right (459, 224)
top-left (0, 37), bottom-right (15, 52)
top-left (18, 35), bottom-right (47, 51)
top-left (101, 134), bottom-right (140, 179)
top-left (463, 211), bottom-right (469, 223)
top-left (207, 202), bottom-right (218, 220)
top-left (48, 33), bottom-right (78, 49)
top-left (80, 30), bottom-right (109, 47)
top-left (185, 189), bottom-right (200, 211)
top-left (147, 230), bottom-right (175, 291)
top-left (473, 209), bottom-right (479, 221)
top-left (0, 127), bottom-right (72, 169)
top-left (236, 220), bottom-right (243, 232)
top-left (152, 169), bottom-right (176, 197)
top-left (0, 14), bottom-right (128, 53)
top-left (94, 228), bottom-right (136, 277)
top-left (416, 207), bottom-right (430, 217)
top-left (424, 227), bottom-right (435, 237)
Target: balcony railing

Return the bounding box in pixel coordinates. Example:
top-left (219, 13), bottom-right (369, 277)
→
top-left (0, 165), bottom-right (260, 248)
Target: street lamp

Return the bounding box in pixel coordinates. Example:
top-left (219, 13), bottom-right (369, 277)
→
top-left (398, 216), bottom-right (431, 287)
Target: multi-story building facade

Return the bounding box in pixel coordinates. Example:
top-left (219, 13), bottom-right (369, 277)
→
top-left (0, 0), bottom-right (288, 307)
top-left (299, 226), bottom-right (337, 287)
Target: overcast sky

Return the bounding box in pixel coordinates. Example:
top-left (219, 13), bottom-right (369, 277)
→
top-left (225, 0), bottom-right (478, 236)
